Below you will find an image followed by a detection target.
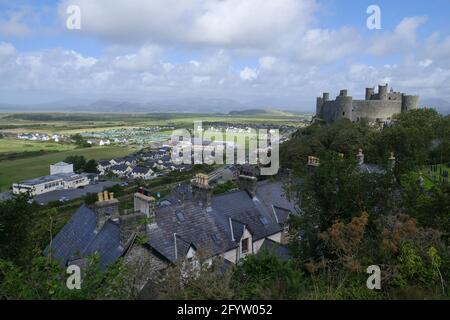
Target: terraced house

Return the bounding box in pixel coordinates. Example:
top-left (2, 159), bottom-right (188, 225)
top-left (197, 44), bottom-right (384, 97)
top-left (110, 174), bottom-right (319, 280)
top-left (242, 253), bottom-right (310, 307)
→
top-left (46, 173), bottom-right (298, 293)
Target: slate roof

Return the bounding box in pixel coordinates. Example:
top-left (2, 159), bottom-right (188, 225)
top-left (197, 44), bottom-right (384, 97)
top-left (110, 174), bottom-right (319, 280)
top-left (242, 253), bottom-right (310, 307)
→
top-left (98, 160), bottom-right (111, 167)
top-left (45, 205), bottom-right (125, 269)
top-left (258, 239), bottom-right (292, 261)
top-left (132, 166), bottom-right (152, 174)
top-left (359, 163), bottom-right (386, 174)
top-left (146, 181), bottom-right (294, 263)
top-left (273, 206), bottom-right (291, 225)
top-left (255, 180), bottom-right (298, 213)
top-left (110, 164), bottom-right (129, 172)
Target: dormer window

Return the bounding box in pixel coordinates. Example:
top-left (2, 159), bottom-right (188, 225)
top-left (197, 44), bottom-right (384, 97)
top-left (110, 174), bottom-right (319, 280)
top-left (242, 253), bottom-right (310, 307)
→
top-left (241, 238), bottom-right (249, 253)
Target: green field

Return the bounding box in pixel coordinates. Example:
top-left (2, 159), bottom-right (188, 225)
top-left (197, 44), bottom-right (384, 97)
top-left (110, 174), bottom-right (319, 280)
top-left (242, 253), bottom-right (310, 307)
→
top-left (0, 146), bottom-right (136, 191)
top-left (0, 138), bottom-right (76, 154)
top-left (0, 112), bottom-right (308, 135)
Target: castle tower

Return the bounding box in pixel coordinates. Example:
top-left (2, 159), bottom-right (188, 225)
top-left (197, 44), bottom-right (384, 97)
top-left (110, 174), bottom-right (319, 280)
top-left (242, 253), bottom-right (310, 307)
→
top-left (365, 87), bottom-right (374, 100)
top-left (316, 97), bottom-right (323, 118)
top-left (378, 84), bottom-right (388, 100)
top-left (315, 92), bottom-right (330, 119)
top-left (401, 95), bottom-right (419, 112)
top-left (336, 89), bottom-right (353, 121)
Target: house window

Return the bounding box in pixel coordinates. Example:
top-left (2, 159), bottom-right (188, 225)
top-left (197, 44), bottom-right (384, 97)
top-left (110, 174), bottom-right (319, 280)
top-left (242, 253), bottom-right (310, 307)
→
top-left (241, 238), bottom-right (249, 253)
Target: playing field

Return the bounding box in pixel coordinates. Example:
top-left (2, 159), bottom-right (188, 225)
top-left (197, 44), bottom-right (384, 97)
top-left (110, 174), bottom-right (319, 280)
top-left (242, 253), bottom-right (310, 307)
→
top-left (0, 146), bottom-right (136, 191)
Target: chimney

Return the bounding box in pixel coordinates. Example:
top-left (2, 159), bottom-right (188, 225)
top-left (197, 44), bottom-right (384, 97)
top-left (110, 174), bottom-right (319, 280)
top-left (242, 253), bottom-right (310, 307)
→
top-left (191, 173), bottom-right (212, 208)
top-left (357, 149), bottom-right (365, 165)
top-left (239, 175), bottom-right (258, 198)
top-left (134, 192), bottom-right (155, 218)
top-left (94, 191), bottom-right (119, 230)
top-left (307, 156), bottom-right (320, 167)
top-left (119, 211), bottom-right (147, 245)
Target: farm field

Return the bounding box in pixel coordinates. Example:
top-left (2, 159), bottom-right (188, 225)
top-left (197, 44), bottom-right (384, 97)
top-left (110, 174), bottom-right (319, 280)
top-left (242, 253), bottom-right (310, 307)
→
top-left (0, 138), bottom-right (76, 154)
top-left (0, 146), bottom-right (136, 191)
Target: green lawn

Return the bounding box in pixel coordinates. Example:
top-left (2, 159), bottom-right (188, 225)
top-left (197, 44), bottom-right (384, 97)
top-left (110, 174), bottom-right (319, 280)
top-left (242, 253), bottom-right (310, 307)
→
top-left (407, 164), bottom-right (450, 189)
top-left (0, 146), bottom-right (136, 191)
top-left (0, 138), bottom-right (76, 154)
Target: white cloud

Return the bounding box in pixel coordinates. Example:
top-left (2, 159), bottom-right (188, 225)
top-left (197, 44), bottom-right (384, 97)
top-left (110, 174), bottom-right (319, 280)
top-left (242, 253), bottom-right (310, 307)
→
top-left (240, 67), bottom-right (258, 81)
top-left (295, 27), bottom-right (362, 63)
top-left (58, 0), bottom-right (317, 51)
top-left (0, 42), bottom-right (17, 56)
top-left (368, 16), bottom-right (427, 56)
top-left (419, 59), bottom-right (433, 68)
top-left (259, 56), bottom-right (277, 70)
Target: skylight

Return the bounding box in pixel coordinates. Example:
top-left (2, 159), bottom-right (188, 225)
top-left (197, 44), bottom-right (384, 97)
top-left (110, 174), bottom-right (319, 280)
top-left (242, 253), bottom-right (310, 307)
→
top-left (211, 234), bottom-right (220, 243)
top-left (259, 216), bottom-right (269, 225)
top-left (176, 212), bottom-right (186, 222)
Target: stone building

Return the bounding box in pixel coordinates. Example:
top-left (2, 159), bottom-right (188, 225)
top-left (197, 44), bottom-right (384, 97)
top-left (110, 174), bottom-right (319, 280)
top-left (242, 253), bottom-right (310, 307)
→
top-left (315, 84), bottom-right (419, 123)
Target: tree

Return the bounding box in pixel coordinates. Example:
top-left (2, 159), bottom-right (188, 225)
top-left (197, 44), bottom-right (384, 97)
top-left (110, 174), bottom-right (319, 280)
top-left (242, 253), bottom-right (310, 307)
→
top-left (0, 194), bottom-right (34, 265)
top-left (377, 109), bottom-right (443, 176)
top-left (287, 151), bottom-right (396, 260)
top-left (0, 254), bottom-right (129, 300)
top-left (64, 155), bottom-right (86, 172)
top-left (232, 251), bottom-right (304, 299)
top-left (84, 159), bottom-right (99, 173)
top-left (70, 134), bottom-right (91, 148)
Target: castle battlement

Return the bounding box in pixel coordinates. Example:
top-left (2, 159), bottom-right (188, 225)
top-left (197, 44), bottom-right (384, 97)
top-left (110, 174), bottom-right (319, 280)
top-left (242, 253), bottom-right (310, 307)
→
top-left (316, 84), bottom-right (419, 123)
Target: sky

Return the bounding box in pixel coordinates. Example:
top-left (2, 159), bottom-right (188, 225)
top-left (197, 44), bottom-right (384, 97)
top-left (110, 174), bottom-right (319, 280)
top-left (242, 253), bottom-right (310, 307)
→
top-left (0, 0), bottom-right (450, 111)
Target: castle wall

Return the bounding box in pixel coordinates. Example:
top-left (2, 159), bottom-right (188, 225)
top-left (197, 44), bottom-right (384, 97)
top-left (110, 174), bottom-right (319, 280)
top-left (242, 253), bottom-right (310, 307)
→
top-left (353, 100), bottom-right (402, 122)
top-left (315, 84), bottom-right (419, 123)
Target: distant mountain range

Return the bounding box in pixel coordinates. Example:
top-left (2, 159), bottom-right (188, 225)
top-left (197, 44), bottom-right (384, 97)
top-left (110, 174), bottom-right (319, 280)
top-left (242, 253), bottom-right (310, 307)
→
top-left (0, 97), bottom-right (449, 115)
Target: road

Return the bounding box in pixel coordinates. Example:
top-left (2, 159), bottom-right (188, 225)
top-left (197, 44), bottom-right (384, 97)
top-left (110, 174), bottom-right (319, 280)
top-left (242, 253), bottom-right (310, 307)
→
top-left (0, 181), bottom-right (118, 205)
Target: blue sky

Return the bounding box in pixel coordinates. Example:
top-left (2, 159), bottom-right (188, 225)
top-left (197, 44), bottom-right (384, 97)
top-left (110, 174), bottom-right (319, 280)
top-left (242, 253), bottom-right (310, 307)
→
top-left (0, 0), bottom-right (450, 110)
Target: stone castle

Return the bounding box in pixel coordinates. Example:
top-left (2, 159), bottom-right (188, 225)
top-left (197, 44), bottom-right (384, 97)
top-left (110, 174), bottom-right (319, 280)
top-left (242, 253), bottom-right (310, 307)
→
top-left (315, 84), bottom-right (419, 123)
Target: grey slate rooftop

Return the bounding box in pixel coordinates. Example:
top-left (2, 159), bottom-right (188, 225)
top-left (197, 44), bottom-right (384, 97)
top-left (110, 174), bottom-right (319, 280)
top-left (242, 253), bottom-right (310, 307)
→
top-left (45, 205), bottom-right (125, 269)
top-left (147, 181), bottom-right (296, 263)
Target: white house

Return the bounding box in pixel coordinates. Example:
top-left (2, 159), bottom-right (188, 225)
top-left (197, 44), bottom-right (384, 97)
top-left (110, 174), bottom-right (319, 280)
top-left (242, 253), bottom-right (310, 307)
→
top-left (129, 167), bottom-right (154, 180)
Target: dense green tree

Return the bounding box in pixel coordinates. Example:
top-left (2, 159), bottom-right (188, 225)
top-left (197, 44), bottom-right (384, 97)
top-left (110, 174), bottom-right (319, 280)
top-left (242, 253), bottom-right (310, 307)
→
top-left (0, 254), bottom-right (129, 300)
top-left (84, 159), bottom-right (99, 173)
top-left (64, 155), bottom-right (86, 172)
top-left (70, 134), bottom-right (91, 148)
top-left (232, 251), bottom-right (304, 299)
top-left (0, 194), bottom-right (35, 265)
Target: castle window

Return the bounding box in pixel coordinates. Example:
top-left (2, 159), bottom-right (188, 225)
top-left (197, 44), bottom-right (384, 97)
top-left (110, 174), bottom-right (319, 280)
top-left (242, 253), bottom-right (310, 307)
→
top-left (342, 112), bottom-right (345, 116)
